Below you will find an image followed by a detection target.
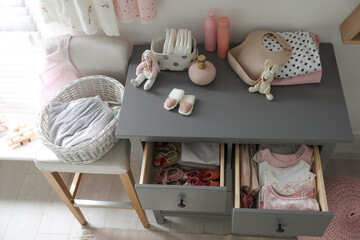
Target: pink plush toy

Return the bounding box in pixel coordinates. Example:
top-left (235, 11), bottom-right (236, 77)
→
top-left (131, 50), bottom-right (159, 91)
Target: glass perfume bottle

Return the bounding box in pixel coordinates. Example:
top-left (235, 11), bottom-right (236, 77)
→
top-left (188, 55), bottom-right (216, 86)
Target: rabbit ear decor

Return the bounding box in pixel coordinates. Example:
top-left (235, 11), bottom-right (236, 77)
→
top-left (248, 59), bottom-right (279, 101)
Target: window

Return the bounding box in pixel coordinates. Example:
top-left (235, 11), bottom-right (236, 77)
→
top-left (0, 0), bottom-right (37, 32)
top-left (0, 0), bottom-right (43, 124)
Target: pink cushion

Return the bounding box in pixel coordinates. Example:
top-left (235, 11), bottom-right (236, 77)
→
top-left (297, 176), bottom-right (360, 240)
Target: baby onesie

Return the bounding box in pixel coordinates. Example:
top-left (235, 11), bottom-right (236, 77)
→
top-left (253, 144), bottom-right (313, 168)
top-left (258, 160), bottom-right (312, 187)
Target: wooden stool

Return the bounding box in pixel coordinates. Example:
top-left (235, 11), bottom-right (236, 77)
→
top-left (34, 139), bottom-right (149, 228)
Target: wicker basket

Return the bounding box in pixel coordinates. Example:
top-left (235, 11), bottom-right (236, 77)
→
top-left (37, 75), bottom-right (124, 165)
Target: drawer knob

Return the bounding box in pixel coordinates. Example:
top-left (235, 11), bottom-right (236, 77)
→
top-left (178, 199), bottom-right (186, 208)
top-left (276, 224), bottom-right (285, 233)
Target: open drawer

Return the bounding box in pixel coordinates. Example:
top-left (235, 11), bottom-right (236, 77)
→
top-left (135, 142), bottom-right (227, 213)
top-left (232, 144), bottom-right (333, 237)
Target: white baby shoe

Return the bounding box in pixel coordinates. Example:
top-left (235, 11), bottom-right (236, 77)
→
top-left (164, 88), bottom-right (185, 110)
top-left (178, 95), bottom-right (195, 116)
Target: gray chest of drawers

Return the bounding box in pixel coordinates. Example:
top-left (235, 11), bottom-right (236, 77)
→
top-left (116, 43), bottom-right (353, 237)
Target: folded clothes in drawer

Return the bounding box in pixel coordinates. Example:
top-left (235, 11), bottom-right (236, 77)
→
top-left (152, 142), bottom-right (221, 186)
top-left (255, 144), bottom-right (321, 212)
top-left (232, 144), bottom-right (333, 237)
top-left (179, 142), bottom-right (220, 170)
top-left (135, 142), bottom-right (227, 213)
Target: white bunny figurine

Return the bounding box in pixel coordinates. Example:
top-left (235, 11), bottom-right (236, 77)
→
top-left (248, 59), bottom-right (279, 101)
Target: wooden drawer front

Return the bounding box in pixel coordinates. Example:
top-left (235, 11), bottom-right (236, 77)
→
top-left (232, 144), bottom-right (334, 237)
top-left (135, 142), bottom-right (227, 213)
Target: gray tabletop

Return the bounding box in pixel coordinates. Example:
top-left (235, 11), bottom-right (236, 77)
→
top-left (116, 43), bottom-right (353, 145)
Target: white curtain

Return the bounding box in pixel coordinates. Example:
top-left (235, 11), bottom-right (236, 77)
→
top-left (39, 0), bottom-right (119, 36)
top-left (0, 0), bottom-right (37, 31)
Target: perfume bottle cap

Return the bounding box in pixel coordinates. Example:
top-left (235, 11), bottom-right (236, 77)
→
top-left (198, 55), bottom-right (206, 62)
top-left (197, 55), bottom-right (206, 69)
top-left (207, 10), bottom-right (215, 17)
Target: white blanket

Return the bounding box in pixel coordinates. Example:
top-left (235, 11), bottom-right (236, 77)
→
top-left (48, 95), bottom-right (113, 147)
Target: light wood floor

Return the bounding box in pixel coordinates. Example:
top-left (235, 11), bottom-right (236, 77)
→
top-left (0, 156), bottom-right (359, 240)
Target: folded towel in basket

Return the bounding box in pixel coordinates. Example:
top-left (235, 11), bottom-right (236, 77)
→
top-left (48, 95), bottom-right (113, 147)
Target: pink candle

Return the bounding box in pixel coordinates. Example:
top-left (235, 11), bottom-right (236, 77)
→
top-left (217, 17), bottom-right (230, 59)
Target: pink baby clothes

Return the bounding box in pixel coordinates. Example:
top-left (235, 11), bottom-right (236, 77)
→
top-left (253, 144), bottom-right (313, 168)
top-left (262, 171), bottom-right (316, 196)
top-left (272, 70), bottom-right (322, 86)
top-left (261, 185), bottom-right (319, 211)
top-left (258, 160), bottom-right (311, 187)
top-left (137, 0), bottom-right (157, 23)
top-left (113, 0), bottom-right (139, 22)
top-left (113, 0), bottom-right (157, 23)
top-left (40, 34), bottom-right (82, 104)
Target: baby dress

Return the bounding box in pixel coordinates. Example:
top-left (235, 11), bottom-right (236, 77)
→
top-left (261, 185), bottom-right (319, 211)
top-left (113, 0), bottom-right (157, 23)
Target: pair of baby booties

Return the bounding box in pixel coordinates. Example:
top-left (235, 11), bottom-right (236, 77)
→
top-left (164, 88), bottom-right (195, 116)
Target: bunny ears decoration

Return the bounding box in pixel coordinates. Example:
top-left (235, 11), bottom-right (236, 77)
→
top-left (141, 50), bottom-right (160, 72)
top-left (248, 59), bottom-right (279, 101)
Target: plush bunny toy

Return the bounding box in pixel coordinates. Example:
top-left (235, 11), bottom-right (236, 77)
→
top-left (131, 50), bottom-right (160, 91)
top-left (248, 59), bottom-right (279, 101)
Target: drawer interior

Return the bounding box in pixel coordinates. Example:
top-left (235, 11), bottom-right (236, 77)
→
top-left (136, 142), bottom-right (227, 212)
top-left (234, 145), bottom-right (329, 211)
top-left (139, 142), bottom-right (225, 186)
top-left (232, 144), bottom-right (333, 236)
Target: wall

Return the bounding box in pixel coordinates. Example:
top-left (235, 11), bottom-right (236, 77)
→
top-left (41, 0), bottom-right (360, 135)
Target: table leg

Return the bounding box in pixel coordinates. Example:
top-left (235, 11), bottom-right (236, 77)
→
top-left (320, 143), bottom-right (336, 170)
top-left (130, 138), bottom-right (144, 170)
top-left (153, 210), bottom-right (165, 224)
